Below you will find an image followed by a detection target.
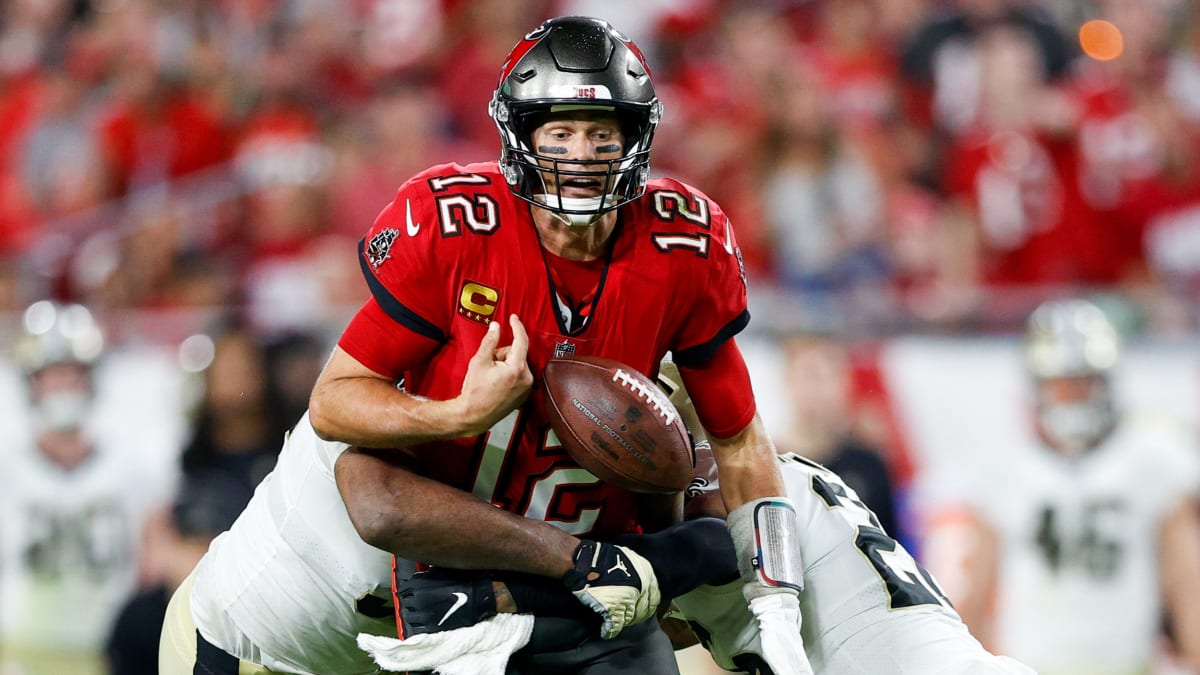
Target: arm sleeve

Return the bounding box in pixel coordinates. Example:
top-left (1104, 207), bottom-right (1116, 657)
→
top-left (678, 339), bottom-right (757, 440)
top-left (501, 518), bottom-right (739, 612)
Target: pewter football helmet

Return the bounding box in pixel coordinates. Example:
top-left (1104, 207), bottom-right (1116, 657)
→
top-left (14, 300), bottom-right (105, 375)
top-left (14, 300), bottom-right (104, 431)
top-left (490, 16), bottom-right (662, 222)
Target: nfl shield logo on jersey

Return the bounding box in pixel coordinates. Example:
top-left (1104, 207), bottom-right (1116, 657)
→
top-left (554, 340), bottom-right (576, 358)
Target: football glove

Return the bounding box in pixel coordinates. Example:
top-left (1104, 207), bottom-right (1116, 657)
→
top-left (561, 540), bottom-right (660, 639)
top-left (749, 593), bottom-right (815, 675)
top-left (395, 567), bottom-right (498, 637)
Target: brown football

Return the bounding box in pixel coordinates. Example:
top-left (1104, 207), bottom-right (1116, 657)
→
top-left (543, 356), bottom-right (693, 494)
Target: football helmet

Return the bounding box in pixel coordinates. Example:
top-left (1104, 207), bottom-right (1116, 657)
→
top-left (490, 16), bottom-right (662, 225)
top-left (1024, 299), bottom-right (1119, 455)
top-left (14, 300), bottom-right (104, 431)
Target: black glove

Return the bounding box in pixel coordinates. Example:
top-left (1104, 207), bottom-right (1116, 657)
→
top-left (394, 567), bottom-right (498, 637)
top-left (611, 517), bottom-right (738, 600)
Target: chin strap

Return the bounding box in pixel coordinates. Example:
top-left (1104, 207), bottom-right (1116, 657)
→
top-left (533, 194), bottom-right (617, 227)
top-left (549, 210), bottom-right (603, 228)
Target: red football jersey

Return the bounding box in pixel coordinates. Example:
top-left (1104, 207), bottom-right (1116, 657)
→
top-left (345, 161), bottom-right (749, 537)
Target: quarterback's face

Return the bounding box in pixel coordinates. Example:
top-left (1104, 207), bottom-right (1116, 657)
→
top-left (530, 112), bottom-right (625, 199)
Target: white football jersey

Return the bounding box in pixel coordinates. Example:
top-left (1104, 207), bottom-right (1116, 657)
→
top-left (0, 420), bottom-right (166, 652)
top-left (966, 413), bottom-right (1200, 675)
top-left (189, 412), bottom-right (397, 675)
top-left (674, 453), bottom-right (1032, 675)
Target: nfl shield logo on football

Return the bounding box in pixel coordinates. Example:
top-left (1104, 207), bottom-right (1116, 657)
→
top-left (554, 340), bottom-right (576, 358)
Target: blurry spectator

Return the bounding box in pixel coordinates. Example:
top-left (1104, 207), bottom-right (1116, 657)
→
top-left (179, 323), bottom-right (281, 493)
top-left (96, 53), bottom-right (230, 196)
top-left (775, 332), bottom-right (901, 539)
top-left (77, 196), bottom-right (196, 309)
top-left (920, 298), bottom-right (1200, 674)
top-left (361, 0), bottom-right (446, 77)
top-left (655, 5), bottom-right (789, 276)
top-left (433, 0), bottom-right (555, 149)
top-left (900, 0), bottom-right (1073, 135)
top-left (19, 64), bottom-right (110, 224)
top-left (803, 0), bottom-right (900, 129)
top-left (327, 81), bottom-right (485, 239)
top-left (0, 0), bottom-right (1196, 350)
top-left (263, 329), bottom-right (330, 439)
top-left (887, 187), bottom-right (986, 328)
top-left (0, 300), bottom-right (172, 675)
top-left (759, 62), bottom-right (890, 295)
top-left (106, 469), bottom-right (251, 675)
top-left (940, 22), bottom-right (1129, 287)
top-left (1068, 0), bottom-right (1174, 215)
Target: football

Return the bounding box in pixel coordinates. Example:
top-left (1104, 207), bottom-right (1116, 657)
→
top-left (543, 356), bottom-right (693, 494)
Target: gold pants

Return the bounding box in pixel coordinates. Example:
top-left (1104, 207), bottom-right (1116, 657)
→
top-left (158, 567), bottom-right (273, 675)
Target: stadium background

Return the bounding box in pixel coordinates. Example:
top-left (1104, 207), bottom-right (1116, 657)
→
top-left (1, 0), bottom-right (1199, 672)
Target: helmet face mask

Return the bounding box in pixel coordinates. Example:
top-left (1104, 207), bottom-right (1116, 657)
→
top-left (491, 17), bottom-right (662, 224)
top-left (1033, 374), bottom-right (1113, 456)
top-left (1024, 299), bottom-right (1119, 455)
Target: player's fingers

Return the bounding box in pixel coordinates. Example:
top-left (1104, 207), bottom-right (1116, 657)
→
top-left (506, 314), bottom-right (529, 367)
top-left (495, 346), bottom-right (512, 360)
top-left (472, 320), bottom-right (501, 364)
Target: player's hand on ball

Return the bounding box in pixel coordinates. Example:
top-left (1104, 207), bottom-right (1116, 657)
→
top-left (561, 540), bottom-right (660, 639)
top-left (458, 315), bottom-right (533, 435)
top-left (395, 567), bottom-right (498, 636)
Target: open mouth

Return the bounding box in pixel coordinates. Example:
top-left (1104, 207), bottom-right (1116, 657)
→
top-left (558, 176), bottom-right (605, 197)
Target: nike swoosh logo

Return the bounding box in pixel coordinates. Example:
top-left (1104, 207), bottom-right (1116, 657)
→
top-left (405, 199), bottom-right (420, 236)
top-left (438, 592), bottom-right (468, 626)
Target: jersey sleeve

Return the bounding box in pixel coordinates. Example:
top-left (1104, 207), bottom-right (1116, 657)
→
top-left (337, 298), bottom-right (443, 377)
top-left (678, 340), bottom-right (757, 439)
top-left (667, 187), bottom-right (751, 368)
top-left (356, 174), bottom-right (453, 344)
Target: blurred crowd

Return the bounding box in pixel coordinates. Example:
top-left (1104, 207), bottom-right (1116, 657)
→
top-left (2, 0), bottom-right (1200, 672)
top-left (0, 0), bottom-right (1197, 339)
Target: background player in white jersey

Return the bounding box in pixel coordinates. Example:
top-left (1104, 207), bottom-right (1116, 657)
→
top-left (0, 301), bottom-right (172, 675)
top-left (922, 298), bottom-right (1200, 675)
top-left (371, 363), bottom-right (1033, 675)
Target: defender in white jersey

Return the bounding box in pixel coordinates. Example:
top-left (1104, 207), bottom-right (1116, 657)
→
top-left (667, 450), bottom-right (1032, 675)
top-left (164, 411), bottom-right (680, 674)
top-left (161, 412), bottom-right (399, 674)
top-left (923, 299), bottom-right (1200, 675)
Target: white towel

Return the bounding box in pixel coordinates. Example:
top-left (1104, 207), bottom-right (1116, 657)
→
top-left (357, 613), bottom-right (536, 675)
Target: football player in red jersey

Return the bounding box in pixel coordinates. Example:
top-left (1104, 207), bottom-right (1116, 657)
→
top-left (313, 16), bottom-right (807, 674)
top-left (313, 15), bottom-right (811, 673)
